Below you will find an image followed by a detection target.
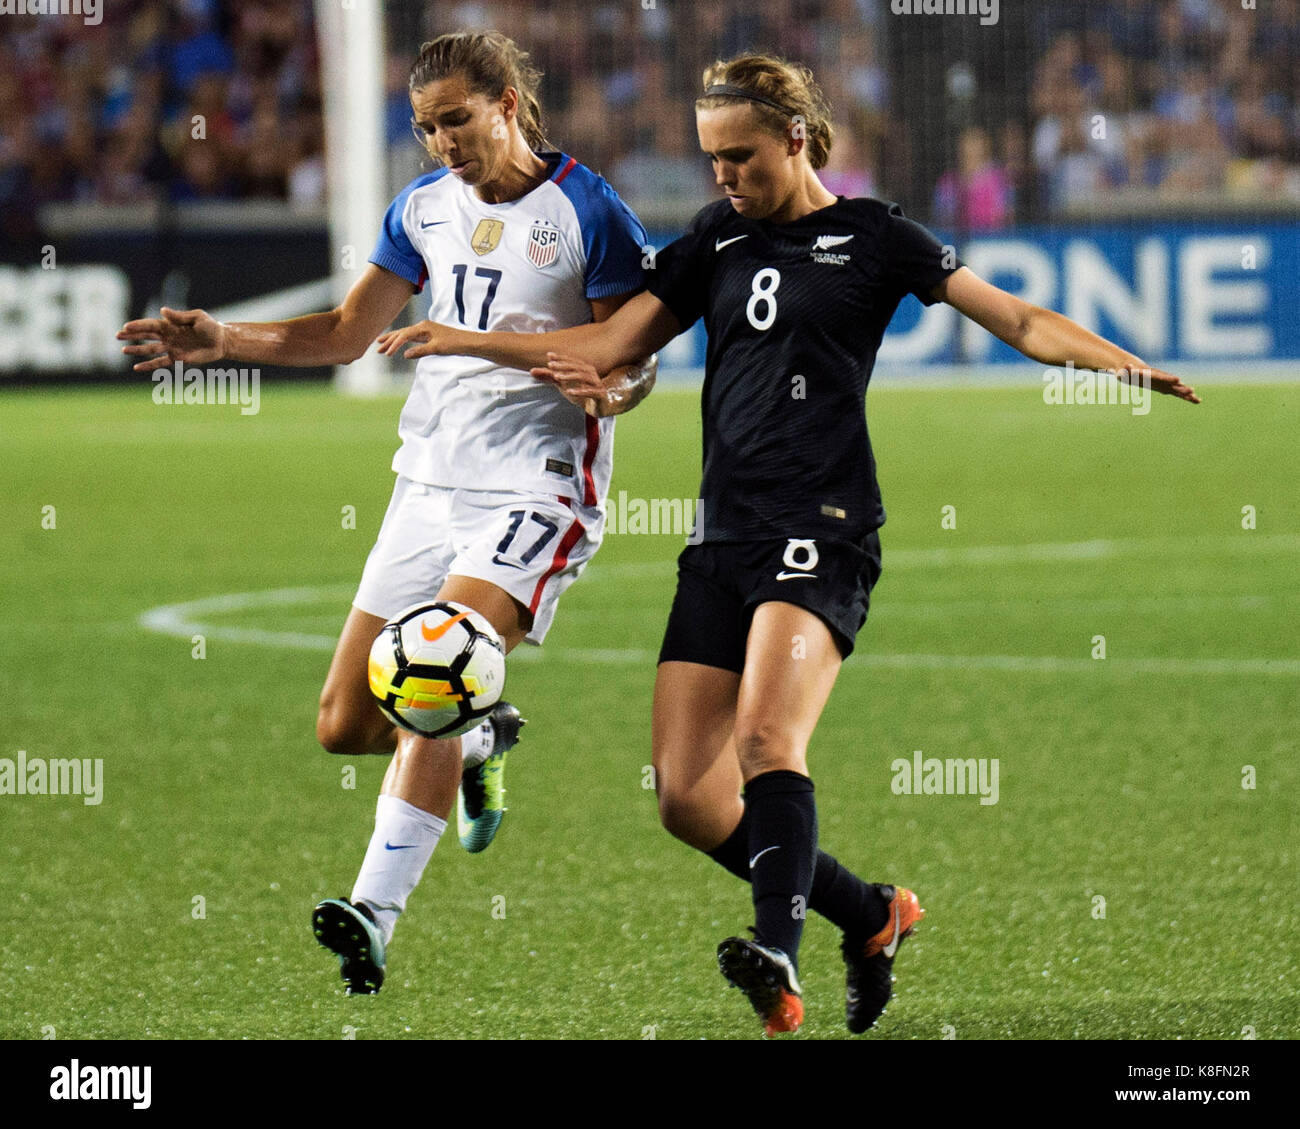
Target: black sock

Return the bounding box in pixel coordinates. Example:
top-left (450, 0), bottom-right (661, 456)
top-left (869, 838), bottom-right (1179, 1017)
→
top-left (741, 770), bottom-right (817, 965)
top-left (814, 853), bottom-right (890, 937)
top-left (706, 807), bottom-right (890, 937)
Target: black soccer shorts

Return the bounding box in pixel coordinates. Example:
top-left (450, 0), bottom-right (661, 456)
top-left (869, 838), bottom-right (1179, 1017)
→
top-left (657, 531), bottom-right (883, 673)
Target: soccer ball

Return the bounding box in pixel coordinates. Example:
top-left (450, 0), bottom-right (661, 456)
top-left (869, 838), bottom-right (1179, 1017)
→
top-left (367, 601), bottom-right (506, 738)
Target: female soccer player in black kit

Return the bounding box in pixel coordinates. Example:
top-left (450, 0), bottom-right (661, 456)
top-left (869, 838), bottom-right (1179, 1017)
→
top-left (380, 54), bottom-right (1199, 1036)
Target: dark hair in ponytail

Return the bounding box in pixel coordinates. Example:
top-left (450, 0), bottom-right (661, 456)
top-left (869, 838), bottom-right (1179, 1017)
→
top-left (409, 31), bottom-right (548, 150)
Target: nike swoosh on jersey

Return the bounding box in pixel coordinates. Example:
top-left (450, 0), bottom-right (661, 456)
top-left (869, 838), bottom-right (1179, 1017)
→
top-left (881, 907), bottom-right (903, 958)
top-left (384, 842), bottom-right (418, 851)
top-left (420, 219), bottom-right (449, 229)
top-left (715, 235), bottom-right (748, 251)
top-left (748, 844), bottom-right (781, 868)
top-left (775, 571), bottom-right (819, 581)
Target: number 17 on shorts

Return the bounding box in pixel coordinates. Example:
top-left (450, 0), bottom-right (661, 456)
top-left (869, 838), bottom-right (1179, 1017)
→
top-left (463, 492), bottom-right (601, 644)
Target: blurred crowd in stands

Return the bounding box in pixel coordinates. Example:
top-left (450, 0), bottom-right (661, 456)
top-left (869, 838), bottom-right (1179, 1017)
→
top-left (1023, 0), bottom-right (1300, 218)
top-left (0, 0), bottom-right (325, 241)
top-left (2, 0), bottom-right (1298, 242)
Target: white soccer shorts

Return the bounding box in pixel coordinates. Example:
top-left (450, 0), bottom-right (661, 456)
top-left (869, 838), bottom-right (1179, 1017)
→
top-left (353, 476), bottom-right (604, 645)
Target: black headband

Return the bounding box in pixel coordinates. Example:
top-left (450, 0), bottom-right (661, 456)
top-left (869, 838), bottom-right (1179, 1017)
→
top-left (701, 83), bottom-right (797, 118)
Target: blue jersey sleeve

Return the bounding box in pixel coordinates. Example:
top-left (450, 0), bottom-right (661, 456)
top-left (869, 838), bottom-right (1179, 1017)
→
top-left (368, 171), bottom-right (445, 288)
top-left (555, 163), bottom-right (649, 300)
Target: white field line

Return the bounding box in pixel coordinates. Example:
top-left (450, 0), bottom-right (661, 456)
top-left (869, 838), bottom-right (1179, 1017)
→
top-left (136, 532), bottom-right (1299, 677)
top-left (878, 594), bottom-right (1283, 616)
top-left (586, 533), bottom-right (1300, 574)
top-left (135, 586), bottom-right (649, 663)
top-left (138, 584), bottom-right (355, 652)
top-left (848, 652), bottom-right (1300, 677)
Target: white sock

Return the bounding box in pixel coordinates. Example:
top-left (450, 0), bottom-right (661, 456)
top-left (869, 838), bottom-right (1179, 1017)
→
top-left (351, 794), bottom-right (446, 945)
top-left (459, 717), bottom-right (496, 769)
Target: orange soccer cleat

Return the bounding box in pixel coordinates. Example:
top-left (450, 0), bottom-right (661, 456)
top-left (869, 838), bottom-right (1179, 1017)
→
top-left (717, 936), bottom-right (805, 1036)
top-left (842, 885), bottom-right (925, 1033)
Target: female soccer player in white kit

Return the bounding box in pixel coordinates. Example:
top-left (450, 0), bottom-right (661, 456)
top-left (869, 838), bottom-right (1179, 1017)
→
top-left (118, 32), bottom-right (655, 994)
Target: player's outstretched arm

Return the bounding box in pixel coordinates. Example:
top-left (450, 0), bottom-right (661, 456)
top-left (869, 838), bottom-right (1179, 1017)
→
top-left (375, 289), bottom-right (682, 377)
top-left (118, 265), bottom-right (417, 371)
top-left (934, 267), bottom-right (1201, 404)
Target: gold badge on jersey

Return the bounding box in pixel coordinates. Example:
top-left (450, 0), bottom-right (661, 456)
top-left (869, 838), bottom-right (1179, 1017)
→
top-left (471, 218), bottom-right (505, 256)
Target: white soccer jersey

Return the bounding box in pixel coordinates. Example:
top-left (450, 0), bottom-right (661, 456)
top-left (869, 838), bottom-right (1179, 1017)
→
top-left (369, 153), bottom-right (648, 505)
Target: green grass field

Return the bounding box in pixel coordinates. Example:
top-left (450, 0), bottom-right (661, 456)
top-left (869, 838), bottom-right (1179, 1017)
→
top-left (2, 379), bottom-right (1296, 1040)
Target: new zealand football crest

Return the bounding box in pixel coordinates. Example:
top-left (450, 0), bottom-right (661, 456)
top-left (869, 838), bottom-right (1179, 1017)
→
top-left (810, 233), bottom-right (853, 266)
top-left (471, 218), bottom-right (505, 256)
top-left (527, 220), bottom-right (560, 269)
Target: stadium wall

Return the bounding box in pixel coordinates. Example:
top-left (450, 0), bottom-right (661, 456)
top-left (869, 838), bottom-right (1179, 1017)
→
top-left (4, 216), bottom-right (1298, 385)
top-left (0, 218), bottom-right (330, 386)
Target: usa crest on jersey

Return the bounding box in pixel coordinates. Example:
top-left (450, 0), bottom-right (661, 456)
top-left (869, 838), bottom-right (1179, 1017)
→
top-left (527, 220), bottom-right (560, 269)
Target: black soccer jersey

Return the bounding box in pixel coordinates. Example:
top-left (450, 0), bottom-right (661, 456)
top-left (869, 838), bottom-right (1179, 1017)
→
top-left (647, 196), bottom-right (962, 543)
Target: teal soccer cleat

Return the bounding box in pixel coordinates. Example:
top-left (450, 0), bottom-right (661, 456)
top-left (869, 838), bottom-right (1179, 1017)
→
top-left (457, 701), bottom-right (525, 853)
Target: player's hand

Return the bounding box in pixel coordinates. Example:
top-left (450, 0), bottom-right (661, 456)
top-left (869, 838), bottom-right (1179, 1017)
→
top-left (117, 307), bottom-right (227, 372)
top-left (1115, 364), bottom-right (1201, 405)
top-left (530, 351), bottom-right (607, 416)
top-left (376, 320), bottom-right (457, 359)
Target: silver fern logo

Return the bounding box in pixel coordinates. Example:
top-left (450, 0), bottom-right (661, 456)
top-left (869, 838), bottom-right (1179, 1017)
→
top-left (811, 234), bottom-right (853, 265)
